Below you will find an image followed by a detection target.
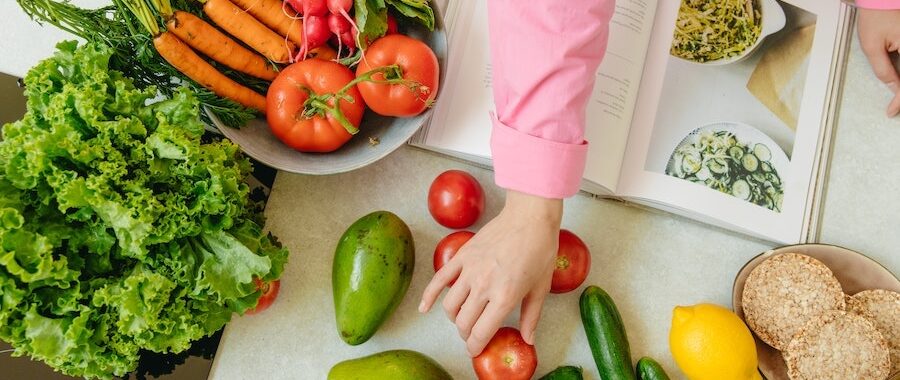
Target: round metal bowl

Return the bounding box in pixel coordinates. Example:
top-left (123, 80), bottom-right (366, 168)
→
top-left (212, 11), bottom-right (448, 175)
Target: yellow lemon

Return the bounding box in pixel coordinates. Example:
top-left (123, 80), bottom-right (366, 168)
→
top-left (669, 303), bottom-right (762, 380)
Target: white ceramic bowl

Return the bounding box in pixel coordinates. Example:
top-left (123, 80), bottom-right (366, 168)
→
top-left (674, 0), bottom-right (786, 66)
top-left (211, 11), bottom-right (448, 175)
top-left (666, 120), bottom-right (790, 179)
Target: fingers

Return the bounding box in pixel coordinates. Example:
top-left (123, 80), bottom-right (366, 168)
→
top-left (441, 281), bottom-right (470, 321)
top-left (419, 260), bottom-right (462, 313)
top-left (519, 289), bottom-right (548, 345)
top-left (861, 37), bottom-right (900, 91)
top-left (454, 295), bottom-right (488, 340)
top-left (466, 300), bottom-right (514, 357)
top-left (889, 88), bottom-right (900, 117)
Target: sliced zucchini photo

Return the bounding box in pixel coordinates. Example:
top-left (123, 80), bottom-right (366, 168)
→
top-left (708, 158), bottom-right (729, 174)
top-left (728, 146), bottom-right (744, 160)
top-left (731, 179), bottom-right (752, 200)
top-left (753, 143), bottom-right (772, 162)
top-left (742, 153), bottom-right (759, 172)
top-left (682, 154), bottom-right (702, 175)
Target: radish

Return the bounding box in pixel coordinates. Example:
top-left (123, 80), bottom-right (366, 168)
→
top-left (386, 13), bottom-right (398, 34)
top-left (294, 14), bottom-right (330, 61)
top-left (327, 13), bottom-right (356, 49)
top-left (284, 0), bottom-right (327, 16)
top-left (327, 0), bottom-right (352, 14)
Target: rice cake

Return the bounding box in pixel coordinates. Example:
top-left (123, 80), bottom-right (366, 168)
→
top-left (741, 252), bottom-right (845, 350)
top-left (848, 289), bottom-right (900, 375)
top-left (784, 310), bottom-right (890, 380)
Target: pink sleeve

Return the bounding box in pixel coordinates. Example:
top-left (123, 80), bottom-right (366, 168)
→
top-left (487, 0), bottom-right (616, 199)
top-left (853, 0), bottom-right (900, 9)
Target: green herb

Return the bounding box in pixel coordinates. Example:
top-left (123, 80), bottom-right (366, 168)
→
top-left (17, 0), bottom-right (266, 128)
top-left (354, 0), bottom-right (388, 49)
top-left (0, 41), bottom-right (288, 379)
top-left (667, 130), bottom-right (783, 212)
top-left (670, 0), bottom-right (761, 63)
top-left (386, 0), bottom-right (434, 31)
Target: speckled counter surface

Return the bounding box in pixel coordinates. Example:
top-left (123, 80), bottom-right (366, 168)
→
top-left (207, 32), bottom-right (899, 380)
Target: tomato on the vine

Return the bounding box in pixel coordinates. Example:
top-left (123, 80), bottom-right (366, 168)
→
top-left (472, 327), bottom-right (537, 380)
top-left (266, 59), bottom-right (365, 152)
top-left (433, 230), bottom-right (475, 285)
top-left (246, 278), bottom-right (281, 315)
top-left (356, 34), bottom-right (439, 117)
top-left (427, 170), bottom-right (484, 229)
top-left (550, 229), bottom-right (591, 294)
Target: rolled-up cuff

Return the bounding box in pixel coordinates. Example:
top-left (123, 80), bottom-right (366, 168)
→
top-left (490, 115), bottom-right (588, 199)
top-left (848, 0), bottom-right (900, 9)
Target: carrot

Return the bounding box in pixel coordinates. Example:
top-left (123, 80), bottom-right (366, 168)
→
top-left (203, 0), bottom-right (296, 63)
top-left (154, 31), bottom-right (267, 112)
top-left (167, 11), bottom-right (277, 81)
top-left (231, 0), bottom-right (304, 46)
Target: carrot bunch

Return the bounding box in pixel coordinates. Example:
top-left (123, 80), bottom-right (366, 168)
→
top-left (120, 0), bottom-right (309, 113)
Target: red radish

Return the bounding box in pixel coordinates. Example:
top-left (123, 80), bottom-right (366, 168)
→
top-left (294, 14), bottom-right (330, 61)
top-left (284, 0), bottom-right (327, 16)
top-left (386, 13), bottom-right (398, 34)
top-left (327, 13), bottom-right (356, 49)
top-left (327, 0), bottom-right (352, 14)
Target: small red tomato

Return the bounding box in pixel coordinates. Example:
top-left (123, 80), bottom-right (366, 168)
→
top-left (550, 229), bottom-right (591, 294)
top-left (472, 327), bottom-right (537, 380)
top-left (433, 230), bottom-right (475, 285)
top-left (427, 170), bottom-right (485, 229)
top-left (246, 278), bottom-right (281, 315)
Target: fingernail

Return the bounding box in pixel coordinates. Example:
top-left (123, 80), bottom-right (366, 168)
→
top-left (418, 302), bottom-right (426, 313)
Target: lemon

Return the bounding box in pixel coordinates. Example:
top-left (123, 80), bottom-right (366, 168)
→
top-left (669, 303), bottom-right (762, 380)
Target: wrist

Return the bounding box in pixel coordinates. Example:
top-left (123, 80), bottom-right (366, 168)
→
top-left (503, 190), bottom-right (563, 226)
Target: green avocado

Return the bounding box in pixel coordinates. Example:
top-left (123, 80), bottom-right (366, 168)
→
top-left (332, 211), bottom-right (414, 345)
top-left (328, 350), bottom-right (453, 380)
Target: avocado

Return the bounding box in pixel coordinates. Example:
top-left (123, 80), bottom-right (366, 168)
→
top-left (328, 350), bottom-right (453, 380)
top-left (332, 211), bottom-right (414, 345)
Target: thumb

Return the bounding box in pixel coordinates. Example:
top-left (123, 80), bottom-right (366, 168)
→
top-left (519, 288), bottom-right (548, 345)
top-left (888, 90), bottom-right (900, 117)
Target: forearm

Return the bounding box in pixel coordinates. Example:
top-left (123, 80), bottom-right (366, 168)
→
top-left (487, 0), bottom-right (616, 199)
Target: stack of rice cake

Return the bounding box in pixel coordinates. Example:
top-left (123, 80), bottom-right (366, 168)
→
top-left (742, 253), bottom-right (899, 380)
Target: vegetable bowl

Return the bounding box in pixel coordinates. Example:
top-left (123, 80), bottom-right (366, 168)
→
top-left (665, 121), bottom-right (789, 211)
top-left (670, 0), bottom-right (786, 65)
top-left (213, 9), bottom-right (448, 175)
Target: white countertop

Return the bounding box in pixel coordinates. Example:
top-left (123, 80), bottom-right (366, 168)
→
top-left (1, 2), bottom-right (897, 380)
top-left (208, 33), bottom-right (899, 380)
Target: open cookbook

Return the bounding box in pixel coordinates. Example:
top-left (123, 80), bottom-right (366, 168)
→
top-left (411, 0), bottom-right (856, 244)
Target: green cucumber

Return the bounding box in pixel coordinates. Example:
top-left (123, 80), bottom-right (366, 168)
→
top-left (538, 366), bottom-right (584, 380)
top-left (579, 286), bottom-right (636, 380)
top-left (636, 357), bottom-right (670, 380)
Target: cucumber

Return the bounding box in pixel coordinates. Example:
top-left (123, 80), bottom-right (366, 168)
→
top-left (636, 357), bottom-right (670, 380)
top-left (579, 286), bottom-right (636, 380)
top-left (731, 179), bottom-right (751, 200)
top-left (753, 143), bottom-right (772, 162)
top-left (538, 366), bottom-right (584, 380)
top-left (741, 153), bottom-right (759, 172)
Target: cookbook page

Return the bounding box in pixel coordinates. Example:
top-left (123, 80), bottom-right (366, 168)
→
top-left (418, 0), bottom-right (658, 192)
top-left (617, 0), bottom-right (845, 243)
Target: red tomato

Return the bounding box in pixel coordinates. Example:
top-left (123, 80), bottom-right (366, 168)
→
top-left (355, 34), bottom-right (439, 117)
top-left (246, 278), bottom-right (281, 315)
top-left (472, 327), bottom-right (537, 380)
top-left (433, 230), bottom-right (475, 285)
top-left (427, 170), bottom-right (485, 229)
top-left (266, 59), bottom-right (365, 152)
top-left (550, 229), bottom-right (591, 294)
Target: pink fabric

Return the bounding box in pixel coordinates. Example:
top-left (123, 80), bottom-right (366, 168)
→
top-left (487, 0), bottom-right (615, 199)
top-left (855, 0), bottom-right (900, 9)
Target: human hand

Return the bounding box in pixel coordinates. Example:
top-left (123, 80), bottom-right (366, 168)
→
top-left (419, 190), bottom-right (562, 357)
top-left (857, 8), bottom-right (900, 117)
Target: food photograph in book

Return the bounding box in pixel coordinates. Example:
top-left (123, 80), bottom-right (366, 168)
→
top-left (644, 0), bottom-right (817, 213)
